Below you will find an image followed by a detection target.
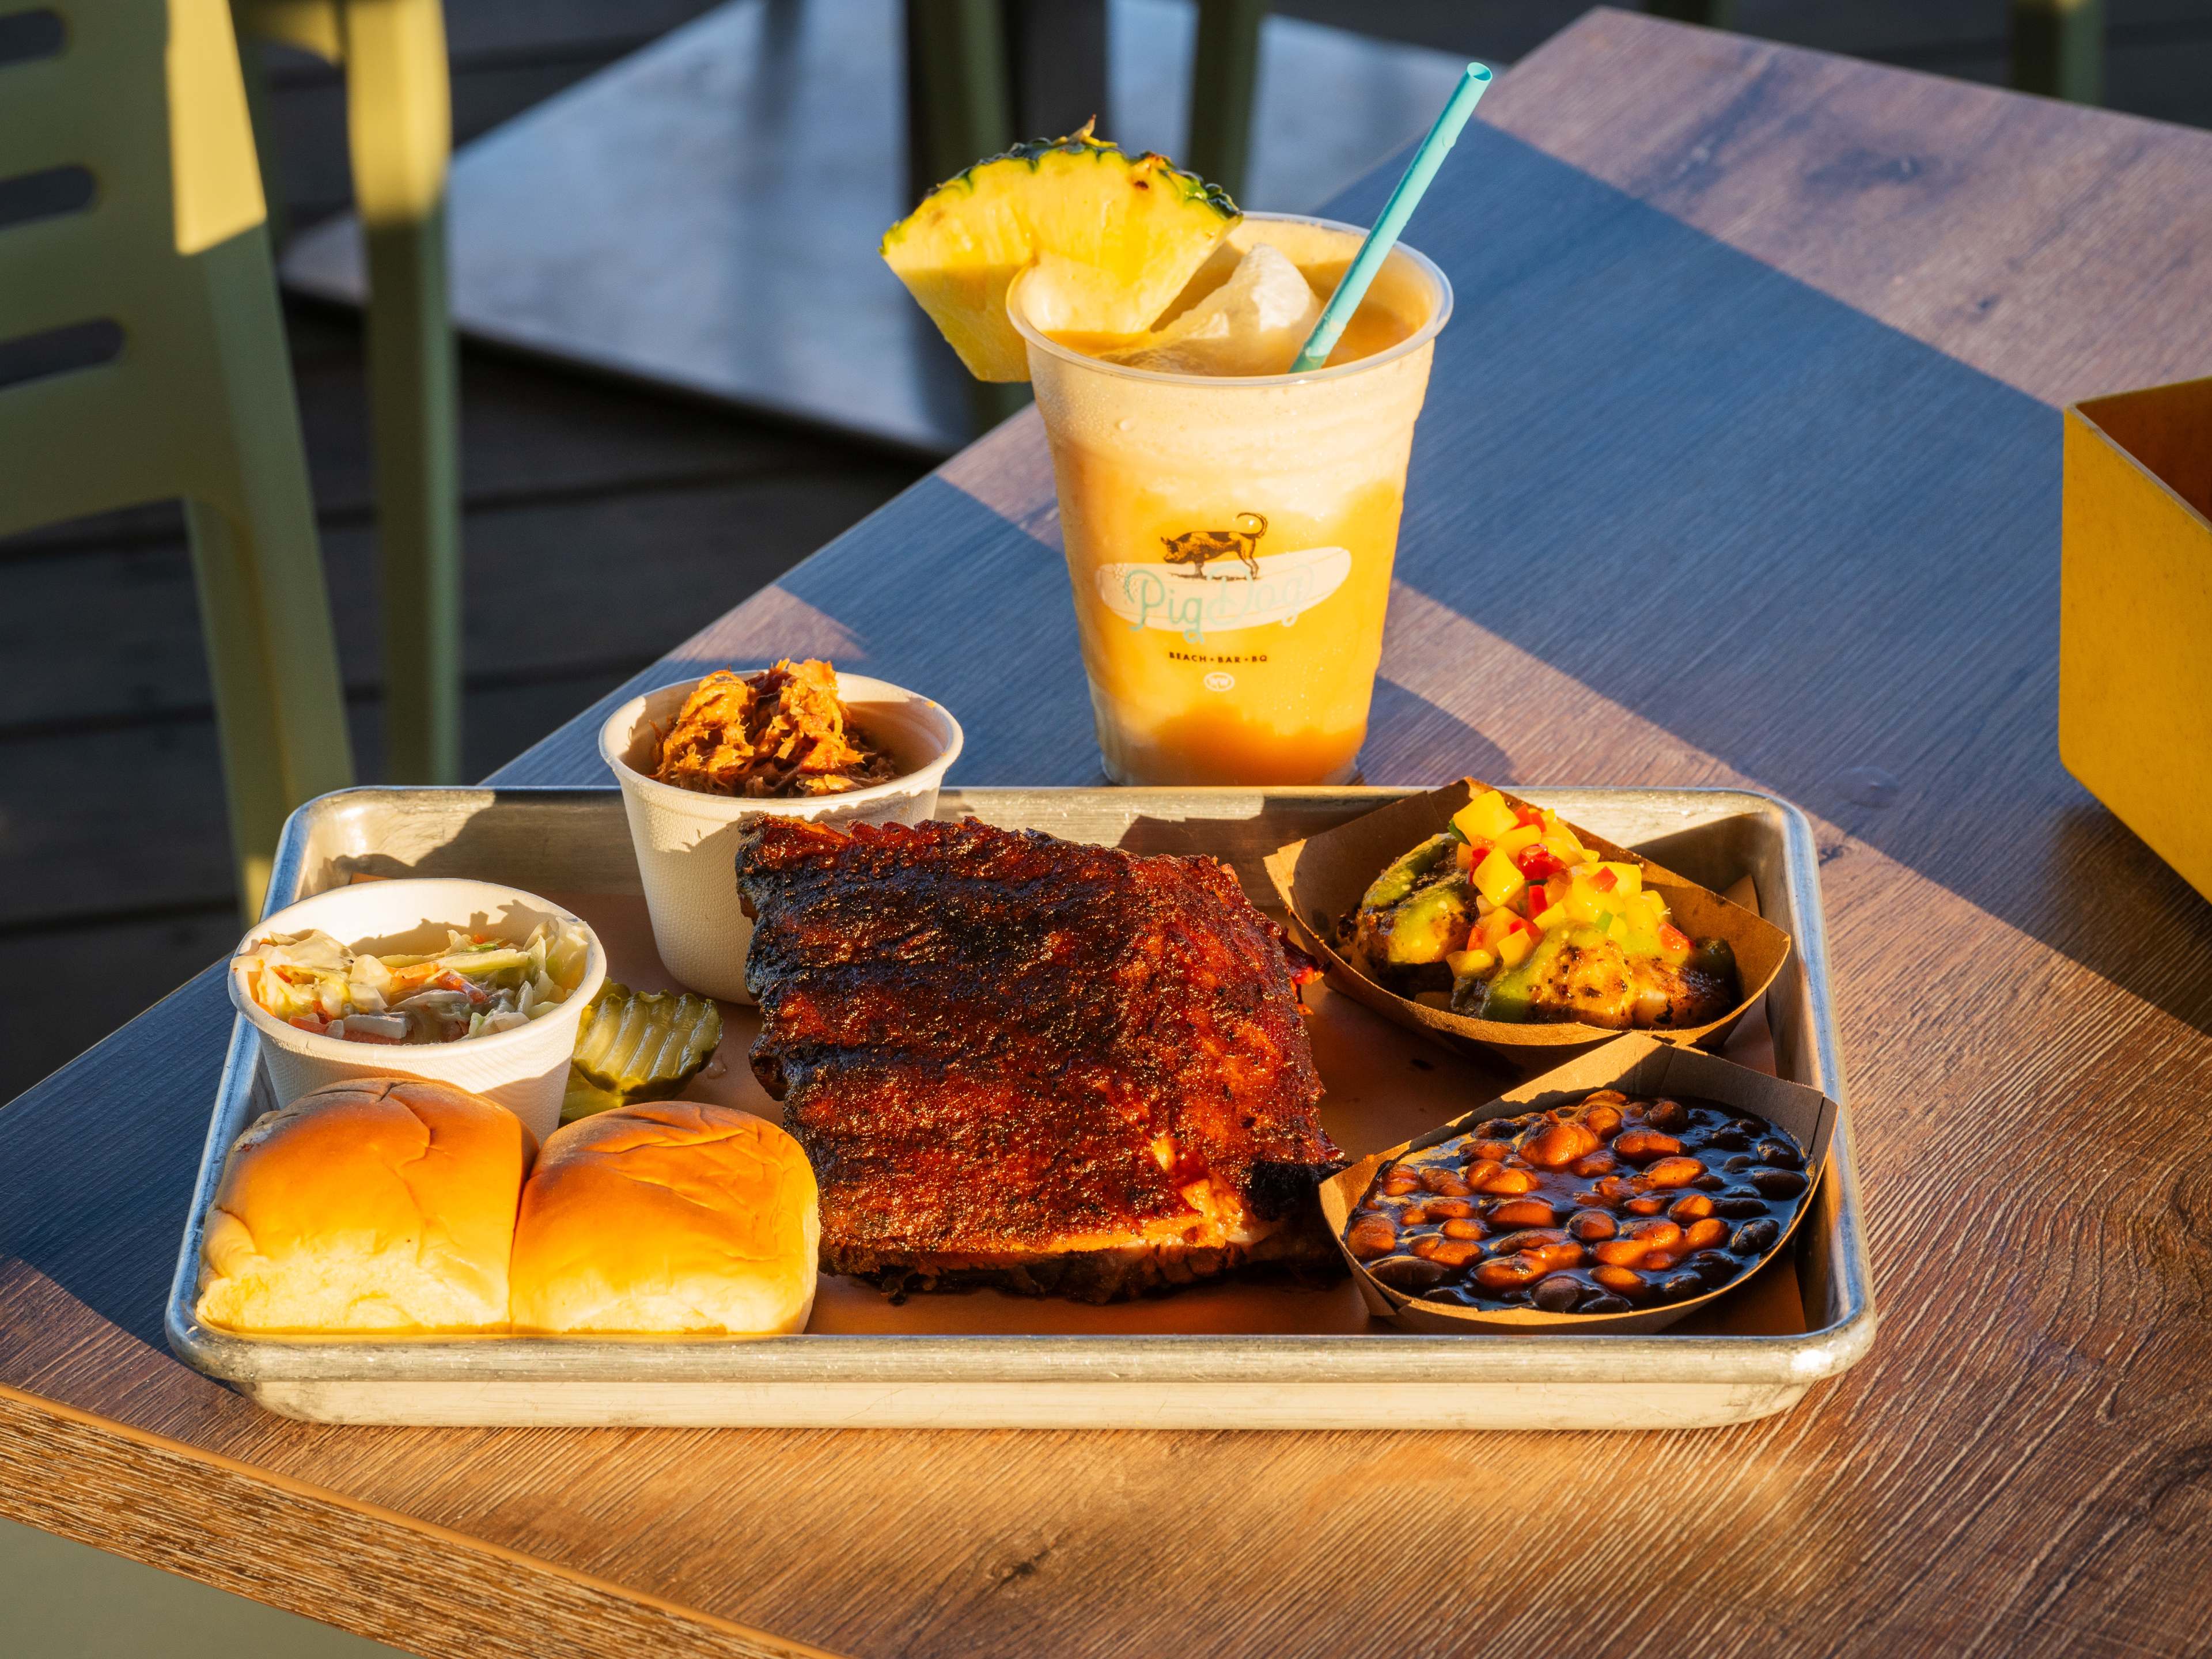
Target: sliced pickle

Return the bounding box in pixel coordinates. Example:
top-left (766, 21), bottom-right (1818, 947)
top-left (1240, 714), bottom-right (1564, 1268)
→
top-left (562, 981), bottom-right (724, 1123)
top-left (560, 1073), bottom-right (629, 1125)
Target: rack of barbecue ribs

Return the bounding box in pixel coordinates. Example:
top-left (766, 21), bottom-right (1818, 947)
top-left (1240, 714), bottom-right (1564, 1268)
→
top-left (738, 817), bottom-right (1344, 1301)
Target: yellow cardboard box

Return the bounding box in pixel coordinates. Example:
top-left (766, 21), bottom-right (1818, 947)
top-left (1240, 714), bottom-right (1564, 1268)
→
top-left (2061, 377), bottom-right (2212, 904)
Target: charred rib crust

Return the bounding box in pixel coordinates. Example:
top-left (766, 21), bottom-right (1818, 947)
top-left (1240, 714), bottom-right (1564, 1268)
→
top-left (740, 817), bottom-right (1340, 1301)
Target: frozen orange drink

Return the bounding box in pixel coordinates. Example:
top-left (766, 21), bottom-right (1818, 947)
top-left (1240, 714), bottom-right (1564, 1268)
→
top-left (881, 129), bottom-right (1450, 784)
top-left (1012, 217), bottom-right (1448, 784)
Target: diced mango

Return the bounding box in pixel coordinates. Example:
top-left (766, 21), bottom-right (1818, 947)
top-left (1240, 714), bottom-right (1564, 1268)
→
top-left (1445, 946), bottom-right (1497, 979)
top-left (1532, 898), bottom-right (1564, 930)
top-left (1597, 861), bottom-right (1642, 897)
top-left (1563, 879), bottom-right (1604, 926)
top-left (1472, 847), bottom-right (1527, 908)
top-left (1495, 823), bottom-right (1543, 857)
top-left (1496, 926), bottom-right (1535, 969)
top-left (1606, 915), bottom-right (1632, 946)
top-left (1452, 790), bottom-right (1520, 844)
top-left (1474, 907), bottom-right (1522, 950)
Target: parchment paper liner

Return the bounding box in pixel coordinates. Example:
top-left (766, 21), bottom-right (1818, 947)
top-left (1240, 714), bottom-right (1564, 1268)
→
top-left (1319, 1034), bottom-right (1839, 1335)
top-left (1263, 778), bottom-right (1790, 1063)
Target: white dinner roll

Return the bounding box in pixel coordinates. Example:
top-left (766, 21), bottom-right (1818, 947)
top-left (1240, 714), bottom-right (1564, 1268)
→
top-left (196, 1077), bottom-right (533, 1334)
top-left (509, 1102), bottom-right (819, 1335)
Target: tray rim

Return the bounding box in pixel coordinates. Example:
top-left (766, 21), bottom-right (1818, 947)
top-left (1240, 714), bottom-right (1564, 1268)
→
top-left (165, 783), bottom-right (1874, 1396)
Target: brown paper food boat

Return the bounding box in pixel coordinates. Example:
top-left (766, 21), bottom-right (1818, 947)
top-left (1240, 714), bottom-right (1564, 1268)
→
top-left (1263, 778), bottom-right (1790, 1064)
top-left (1319, 1035), bottom-right (1840, 1336)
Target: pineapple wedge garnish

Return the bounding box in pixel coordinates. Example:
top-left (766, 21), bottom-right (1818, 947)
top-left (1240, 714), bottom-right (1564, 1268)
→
top-left (882, 122), bottom-right (1240, 382)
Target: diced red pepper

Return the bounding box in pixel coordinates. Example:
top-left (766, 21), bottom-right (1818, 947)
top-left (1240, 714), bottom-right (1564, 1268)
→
top-left (1590, 868), bottom-right (1617, 893)
top-left (1513, 843), bottom-right (1566, 881)
top-left (1513, 806), bottom-right (1546, 829)
top-left (1658, 923), bottom-right (1691, 954)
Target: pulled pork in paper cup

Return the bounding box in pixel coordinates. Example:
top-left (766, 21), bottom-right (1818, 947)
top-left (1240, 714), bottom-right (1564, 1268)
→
top-left (1262, 779), bottom-right (1788, 1063)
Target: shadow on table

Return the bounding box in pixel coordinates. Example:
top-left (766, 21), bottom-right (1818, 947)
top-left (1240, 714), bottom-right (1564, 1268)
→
top-left (1302, 124), bottom-right (2212, 1044)
top-left (0, 965), bottom-right (233, 1353)
top-left (1359, 679), bottom-right (1511, 785)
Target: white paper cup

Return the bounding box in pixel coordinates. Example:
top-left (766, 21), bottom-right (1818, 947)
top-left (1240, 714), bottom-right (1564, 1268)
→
top-left (229, 878), bottom-right (608, 1143)
top-left (600, 672), bottom-right (963, 1002)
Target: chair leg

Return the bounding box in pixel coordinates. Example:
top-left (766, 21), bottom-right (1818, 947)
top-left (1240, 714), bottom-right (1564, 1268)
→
top-left (190, 261), bottom-right (355, 919)
top-left (362, 211), bottom-right (463, 784)
top-left (230, 21), bottom-right (291, 249)
top-left (1646, 1), bottom-right (1734, 23)
top-left (2012, 0), bottom-right (2103, 103)
top-left (188, 229), bottom-right (357, 919)
top-left (184, 234), bottom-right (355, 918)
top-left (1187, 0), bottom-right (1266, 204)
top-left (906, 0), bottom-right (1025, 431)
top-left (906, 0), bottom-right (1013, 200)
top-left (341, 0), bottom-right (464, 783)
top-left (185, 494), bottom-right (354, 919)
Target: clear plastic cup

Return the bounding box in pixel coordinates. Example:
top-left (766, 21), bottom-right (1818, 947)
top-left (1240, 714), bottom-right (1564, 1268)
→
top-left (1010, 214), bottom-right (1451, 786)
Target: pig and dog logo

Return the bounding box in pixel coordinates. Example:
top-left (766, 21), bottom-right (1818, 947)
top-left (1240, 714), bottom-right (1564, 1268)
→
top-left (1097, 510), bottom-right (1351, 643)
top-left (1160, 512), bottom-right (1269, 580)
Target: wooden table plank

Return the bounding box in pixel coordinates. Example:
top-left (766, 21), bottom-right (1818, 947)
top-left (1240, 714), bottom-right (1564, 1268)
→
top-left (7, 12), bottom-right (2212, 1658)
top-left (1487, 9), bottom-right (2212, 406)
top-left (0, 1384), bottom-right (834, 1659)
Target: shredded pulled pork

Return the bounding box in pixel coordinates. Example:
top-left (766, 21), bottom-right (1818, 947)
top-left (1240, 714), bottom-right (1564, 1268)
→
top-left (652, 660), bottom-right (902, 798)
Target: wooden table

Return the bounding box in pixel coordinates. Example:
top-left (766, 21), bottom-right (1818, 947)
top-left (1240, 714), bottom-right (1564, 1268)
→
top-left (8, 12), bottom-right (2212, 1655)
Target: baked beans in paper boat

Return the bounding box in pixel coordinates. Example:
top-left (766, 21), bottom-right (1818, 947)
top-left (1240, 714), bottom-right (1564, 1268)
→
top-left (1319, 1035), bottom-right (1840, 1336)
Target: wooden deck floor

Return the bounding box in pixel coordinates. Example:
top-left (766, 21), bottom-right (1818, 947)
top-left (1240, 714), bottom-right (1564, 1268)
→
top-left (7, 0), bottom-right (2212, 1104)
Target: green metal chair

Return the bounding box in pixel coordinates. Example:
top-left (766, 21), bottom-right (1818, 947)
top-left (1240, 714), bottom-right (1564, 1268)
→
top-left (1, 0), bottom-right (354, 919)
top-left (233, 0), bottom-right (462, 786)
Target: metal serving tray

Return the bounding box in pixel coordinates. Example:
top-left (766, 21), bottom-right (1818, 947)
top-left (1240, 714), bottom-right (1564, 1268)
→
top-left (168, 786), bottom-right (1873, 1430)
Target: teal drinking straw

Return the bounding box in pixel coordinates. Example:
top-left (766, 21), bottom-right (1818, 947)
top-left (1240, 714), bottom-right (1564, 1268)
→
top-left (1288, 63), bottom-right (1491, 374)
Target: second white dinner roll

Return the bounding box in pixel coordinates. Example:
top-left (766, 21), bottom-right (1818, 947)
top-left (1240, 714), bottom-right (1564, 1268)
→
top-left (196, 1077), bottom-right (533, 1334)
top-left (509, 1102), bottom-right (820, 1335)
